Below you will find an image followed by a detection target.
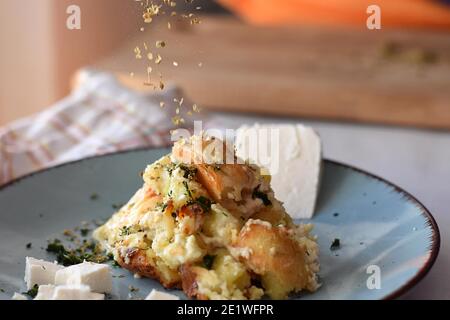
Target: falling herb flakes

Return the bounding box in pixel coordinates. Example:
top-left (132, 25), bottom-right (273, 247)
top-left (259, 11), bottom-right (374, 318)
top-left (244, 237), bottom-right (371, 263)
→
top-left (172, 116), bottom-right (185, 126)
top-left (26, 243), bottom-right (32, 249)
top-left (156, 40), bottom-right (166, 48)
top-left (330, 238), bottom-right (341, 251)
top-left (154, 54), bottom-right (162, 64)
top-left (142, 3), bottom-right (162, 24)
top-left (134, 46), bottom-right (142, 59)
top-left (133, 0), bottom-right (204, 127)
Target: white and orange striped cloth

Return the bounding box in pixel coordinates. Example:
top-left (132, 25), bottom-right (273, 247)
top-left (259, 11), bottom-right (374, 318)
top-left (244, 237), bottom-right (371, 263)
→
top-left (0, 69), bottom-right (213, 186)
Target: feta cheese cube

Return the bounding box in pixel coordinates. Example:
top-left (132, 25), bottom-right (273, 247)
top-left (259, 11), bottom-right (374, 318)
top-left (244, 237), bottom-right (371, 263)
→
top-left (55, 261), bottom-right (112, 293)
top-left (145, 289), bottom-right (180, 300)
top-left (34, 284), bottom-right (105, 300)
top-left (11, 292), bottom-right (28, 300)
top-left (24, 257), bottom-right (63, 289)
top-left (236, 124), bottom-right (322, 219)
top-left (34, 284), bottom-right (56, 300)
top-left (52, 285), bottom-right (104, 300)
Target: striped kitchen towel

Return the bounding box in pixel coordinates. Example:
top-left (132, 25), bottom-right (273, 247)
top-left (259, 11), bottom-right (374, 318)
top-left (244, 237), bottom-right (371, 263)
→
top-left (0, 69), bottom-right (212, 186)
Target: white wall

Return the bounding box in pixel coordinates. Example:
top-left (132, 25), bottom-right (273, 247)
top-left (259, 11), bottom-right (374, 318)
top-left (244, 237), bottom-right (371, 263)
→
top-left (0, 0), bottom-right (138, 125)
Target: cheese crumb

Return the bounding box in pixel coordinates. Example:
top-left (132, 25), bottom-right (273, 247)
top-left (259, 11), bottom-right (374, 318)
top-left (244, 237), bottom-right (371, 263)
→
top-left (55, 261), bottom-right (112, 294)
top-left (145, 289), bottom-right (179, 300)
top-left (24, 257), bottom-right (63, 290)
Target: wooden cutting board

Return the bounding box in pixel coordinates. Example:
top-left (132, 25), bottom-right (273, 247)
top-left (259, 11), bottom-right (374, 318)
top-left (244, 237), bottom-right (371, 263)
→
top-left (93, 16), bottom-right (450, 129)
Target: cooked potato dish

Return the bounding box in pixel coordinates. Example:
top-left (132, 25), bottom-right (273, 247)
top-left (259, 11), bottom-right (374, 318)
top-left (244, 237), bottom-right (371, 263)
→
top-left (94, 135), bottom-right (319, 299)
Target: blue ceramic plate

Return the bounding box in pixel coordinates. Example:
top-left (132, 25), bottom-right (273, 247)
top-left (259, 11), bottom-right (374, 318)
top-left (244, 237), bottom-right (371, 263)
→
top-left (0, 148), bottom-right (440, 300)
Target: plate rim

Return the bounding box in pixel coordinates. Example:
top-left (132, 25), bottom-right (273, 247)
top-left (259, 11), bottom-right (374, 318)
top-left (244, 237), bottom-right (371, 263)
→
top-left (325, 159), bottom-right (440, 300)
top-left (0, 147), bottom-right (440, 300)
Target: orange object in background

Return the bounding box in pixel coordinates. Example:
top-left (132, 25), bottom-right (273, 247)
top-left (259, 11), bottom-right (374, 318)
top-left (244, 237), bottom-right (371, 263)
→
top-left (218, 0), bottom-right (450, 30)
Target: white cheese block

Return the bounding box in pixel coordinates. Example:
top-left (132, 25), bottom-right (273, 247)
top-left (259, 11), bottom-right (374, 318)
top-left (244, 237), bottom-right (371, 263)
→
top-left (145, 289), bottom-right (180, 300)
top-left (52, 285), bottom-right (105, 300)
top-left (24, 257), bottom-right (63, 289)
top-left (236, 123), bottom-right (322, 219)
top-left (34, 284), bottom-right (105, 300)
top-left (34, 284), bottom-right (56, 300)
top-left (11, 292), bottom-right (28, 300)
top-left (55, 261), bottom-right (112, 294)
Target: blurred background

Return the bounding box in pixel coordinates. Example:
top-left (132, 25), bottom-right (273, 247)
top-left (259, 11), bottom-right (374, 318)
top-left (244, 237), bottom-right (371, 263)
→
top-left (1, 0), bottom-right (450, 127)
top-left (1, 0), bottom-right (450, 299)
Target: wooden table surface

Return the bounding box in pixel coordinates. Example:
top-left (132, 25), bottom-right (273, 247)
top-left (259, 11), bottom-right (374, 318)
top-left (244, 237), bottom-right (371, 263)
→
top-left (95, 16), bottom-right (450, 129)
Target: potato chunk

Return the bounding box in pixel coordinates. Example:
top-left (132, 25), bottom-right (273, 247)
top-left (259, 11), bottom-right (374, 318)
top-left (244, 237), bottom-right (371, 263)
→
top-left (180, 250), bottom-right (263, 300)
top-left (233, 220), bottom-right (318, 299)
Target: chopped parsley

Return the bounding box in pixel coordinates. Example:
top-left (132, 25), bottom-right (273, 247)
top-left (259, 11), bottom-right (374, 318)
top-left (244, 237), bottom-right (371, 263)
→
top-left (80, 228), bottom-right (90, 237)
top-left (179, 164), bottom-right (198, 179)
top-left (157, 202), bottom-right (169, 212)
top-left (183, 181), bottom-right (193, 199)
top-left (166, 163), bottom-right (176, 176)
top-left (252, 185), bottom-right (272, 206)
top-left (330, 238), bottom-right (341, 251)
top-left (128, 285), bottom-right (139, 292)
top-left (23, 284), bottom-right (39, 298)
top-left (112, 203), bottom-right (124, 210)
top-left (202, 255), bottom-right (216, 270)
top-left (46, 240), bottom-right (86, 265)
top-left (46, 239), bottom-right (109, 266)
top-left (90, 193), bottom-right (99, 200)
top-left (120, 226), bottom-right (132, 236)
top-left (112, 260), bottom-right (121, 268)
top-left (190, 196), bottom-right (212, 212)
